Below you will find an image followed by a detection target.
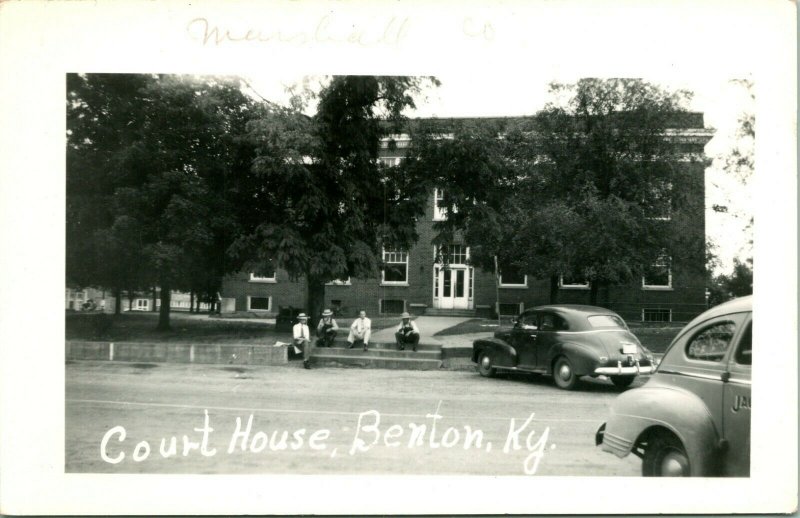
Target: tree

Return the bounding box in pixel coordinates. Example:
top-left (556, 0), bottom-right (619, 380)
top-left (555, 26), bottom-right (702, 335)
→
top-left (405, 79), bottom-right (705, 305)
top-left (66, 74), bottom-right (256, 328)
top-left (229, 76), bottom-right (439, 324)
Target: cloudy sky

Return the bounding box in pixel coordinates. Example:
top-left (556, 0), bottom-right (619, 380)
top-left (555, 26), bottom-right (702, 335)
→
top-left (245, 74), bottom-right (755, 276)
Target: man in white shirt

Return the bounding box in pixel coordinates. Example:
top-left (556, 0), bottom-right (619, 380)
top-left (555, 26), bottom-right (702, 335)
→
top-left (347, 310), bottom-right (371, 351)
top-left (394, 312), bottom-right (420, 352)
top-left (293, 313), bottom-right (312, 369)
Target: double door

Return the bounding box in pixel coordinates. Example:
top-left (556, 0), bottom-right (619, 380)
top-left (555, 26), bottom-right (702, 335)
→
top-left (433, 266), bottom-right (472, 309)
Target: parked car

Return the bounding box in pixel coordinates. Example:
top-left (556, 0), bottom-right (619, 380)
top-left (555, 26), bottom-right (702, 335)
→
top-left (596, 296), bottom-right (752, 476)
top-left (472, 305), bottom-right (656, 390)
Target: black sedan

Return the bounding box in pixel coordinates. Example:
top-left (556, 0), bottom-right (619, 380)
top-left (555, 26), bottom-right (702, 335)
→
top-left (472, 305), bottom-right (656, 390)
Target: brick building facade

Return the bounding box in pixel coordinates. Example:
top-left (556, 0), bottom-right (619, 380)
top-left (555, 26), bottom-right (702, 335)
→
top-left (220, 116), bottom-right (713, 323)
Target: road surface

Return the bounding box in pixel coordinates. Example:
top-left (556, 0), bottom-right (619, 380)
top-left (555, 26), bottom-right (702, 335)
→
top-left (66, 360), bottom-right (643, 476)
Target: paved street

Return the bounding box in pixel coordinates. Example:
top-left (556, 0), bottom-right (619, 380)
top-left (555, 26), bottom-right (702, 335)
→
top-left (66, 360), bottom-right (642, 476)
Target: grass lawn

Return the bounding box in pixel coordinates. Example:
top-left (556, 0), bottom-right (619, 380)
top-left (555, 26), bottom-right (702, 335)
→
top-left (434, 318), bottom-right (684, 354)
top-left (66, 312), bottom-right (399, 344)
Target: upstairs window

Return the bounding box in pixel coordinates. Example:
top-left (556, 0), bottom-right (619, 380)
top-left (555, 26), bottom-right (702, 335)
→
top-left (382, 249), bottom-right (409, 284)
top-left (642, 255), bottom-right (672, 289)
top-left (433, 188), bottom-right (457, 220)
top-left (436, 244), bottom-right (468, 265)
top-left (250, 260), bottom-right (276, 282)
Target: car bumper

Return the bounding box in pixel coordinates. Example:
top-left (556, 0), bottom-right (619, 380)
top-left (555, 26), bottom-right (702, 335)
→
top-left (594, 360), bottom-right (654, 376)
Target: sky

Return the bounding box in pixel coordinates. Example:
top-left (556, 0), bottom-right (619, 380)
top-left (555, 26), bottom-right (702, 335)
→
top-left (244, 73), bottom-right (755, 276)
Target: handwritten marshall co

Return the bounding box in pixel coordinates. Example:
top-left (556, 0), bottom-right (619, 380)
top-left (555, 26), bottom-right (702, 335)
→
top-left (187, 15), bottom-right (410, 48)
top-left (99, 406), bottom-right (555, 475)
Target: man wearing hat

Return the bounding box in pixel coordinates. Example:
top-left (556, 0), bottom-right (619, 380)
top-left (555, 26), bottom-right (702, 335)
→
top-left (395, 312), bottom-right (420, 352)
top-left (316, 308), bottom-right (339, 348)
top-left (292, 313), bottom-right (312, 369)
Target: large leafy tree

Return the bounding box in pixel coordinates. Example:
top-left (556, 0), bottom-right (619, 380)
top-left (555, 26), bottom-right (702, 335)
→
top-left (229, 76), bottom-right (439, 324)
top-left (66, 74), bottom-right (256, 328)
top-left (406, 79), bottom-right (705, 305)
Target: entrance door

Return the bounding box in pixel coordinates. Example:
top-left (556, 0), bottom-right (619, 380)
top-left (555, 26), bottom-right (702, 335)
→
top-left (433, 266), bottom-right (472, 309)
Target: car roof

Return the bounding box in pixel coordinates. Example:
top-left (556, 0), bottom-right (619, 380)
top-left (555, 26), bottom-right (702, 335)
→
top-left (684, 296), bottom-right (752, 329)
top-left (529, 304), bottom-right (621, 316)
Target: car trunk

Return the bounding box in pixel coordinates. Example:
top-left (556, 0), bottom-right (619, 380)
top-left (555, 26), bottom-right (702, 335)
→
top-left (596, 330), bottom-right (645, 359)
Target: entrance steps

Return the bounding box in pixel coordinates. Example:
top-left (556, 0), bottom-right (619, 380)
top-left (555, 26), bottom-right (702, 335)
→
top-left (423, 308), bottom-right (476, 317)
top-left (309, 341), bottom-right (443, 371)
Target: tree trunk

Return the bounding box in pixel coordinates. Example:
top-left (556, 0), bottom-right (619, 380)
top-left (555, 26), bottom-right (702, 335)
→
top-left (549, 275), bottom-right (560, 304)
top-left (157, 282), bottom-right (171, 330)
top-left (151, 286), bottom-right (157, 312)
top-left (127, 289), bottom-right (134, 311)
top-left (590, 282), bottom-right (599, 306)
top-left (190, 290), bottom-right (195, 313)
top-left (114, 286), bottom-right (122, 315)
top-left (307, 277), bottom-right (326, 328)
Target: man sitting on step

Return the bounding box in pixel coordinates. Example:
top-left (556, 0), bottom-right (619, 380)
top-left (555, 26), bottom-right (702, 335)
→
top-left (394, 312), bottom-right (420, 352)
top-left (347, 310), bottom-right (371, 351)
top-left (316, 308), bottom-right (339, 347)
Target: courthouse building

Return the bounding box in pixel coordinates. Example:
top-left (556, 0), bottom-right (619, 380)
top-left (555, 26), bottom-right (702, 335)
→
top-left (220, 115), bottom-right (713, 323)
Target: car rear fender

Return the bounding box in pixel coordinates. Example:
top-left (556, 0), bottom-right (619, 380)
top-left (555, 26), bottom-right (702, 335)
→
top-left (601, 385), bottom-right (720, 476)
top-left (472, 338), bottom-right (517, 367)
top-left (552, 341), bottom-right (601, 376)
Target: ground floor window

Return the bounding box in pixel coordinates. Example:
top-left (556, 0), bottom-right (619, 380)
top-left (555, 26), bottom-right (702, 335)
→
top-left (642, 308), bottom-right (672, 322)
top-left (498, 302), bottom-right (523, 316)
top-left (248, 296), bottom-right (272, 311)
top-left (134, 299), bottom-right (149, 311)
top-left (560, 275), bottom-right (589, 289)
top-left (380, 299), bottom-right (406, 314)
top-left (382, 249), bottom-right (409, 284)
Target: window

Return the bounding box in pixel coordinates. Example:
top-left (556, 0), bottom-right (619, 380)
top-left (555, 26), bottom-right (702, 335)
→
top-left (649, 183), bottom-right (673, 221)
top-left (686, 321), bottom-right (736, 362)
top-left (642, 308), bottom-right (672, 322)
top-left (559, 275), bottom-right (589, 289)
top-left (135, 299), bottom-right (149, 311)
top-left (517, 311), bottom-right (538, 329)
top-left (499, 266), bottom-right (527, 288)
top-left (380, 299), bottom-right (405, 314)
top-left (588, 315), bottom-right (627, 329)
top-left (433, 188), bottom-right (457, 220)
top-left (642, 255), bottom-right (672, 289)
top-left (382, 249), bottom-right (408, 284)
top-left (250, 261), bottom-right (276, 283)
top-left (498, 302), bottom-right (523, 316)
top-left (734, 321), bottom-right (752, 366)
top-left (539, 313), bottom-right (568, 331)
top-left (437, 244), bottom-right (468, 265)
top-left (248, 296), bottom-right (271, 311)
top-left (379, 157), bottom-right (402, 167)
top-left (326, 277), bottom-right (351, 285)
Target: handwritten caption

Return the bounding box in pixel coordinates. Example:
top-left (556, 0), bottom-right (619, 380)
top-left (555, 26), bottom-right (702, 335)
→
top-left (100, 404), bottom-right (553, 475)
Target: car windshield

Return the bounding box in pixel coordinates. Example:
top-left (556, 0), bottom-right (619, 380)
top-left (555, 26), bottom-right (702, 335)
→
top-left (587, 315), bottom-right (627, 329)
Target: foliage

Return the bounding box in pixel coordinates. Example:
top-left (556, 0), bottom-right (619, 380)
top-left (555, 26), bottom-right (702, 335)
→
top-left (404, 79), bottom-right (704, 304)
top-left (708, 258), bottom-right (753, 306)
top-left (228, 76), bottom-right (439, 323)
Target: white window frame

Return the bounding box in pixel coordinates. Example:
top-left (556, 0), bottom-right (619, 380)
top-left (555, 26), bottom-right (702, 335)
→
top-left (249, 271), bottom-right (276, 283)
top-left (499, 273), bottom-right (528, 288)
top-left (134, 298), bottom-right (149, 311)
top-left (326, 277), bottom-right (352, 286)
top-left (559, 275), bottom-right (590, 290)
top-left (641, 308), bottom-right (673, 323)
top-left (247, 295), bottom-right (272, 312)
top-left (381, 248), bottom-right (409, 286)
top-left (642, 255), bottom-right (673, 290)
top-left (433, 188), bottom-right (457, 221)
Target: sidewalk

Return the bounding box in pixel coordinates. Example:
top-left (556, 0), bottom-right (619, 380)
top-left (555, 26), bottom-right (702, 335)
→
top-left (369, 316), bottom-right (477, 348)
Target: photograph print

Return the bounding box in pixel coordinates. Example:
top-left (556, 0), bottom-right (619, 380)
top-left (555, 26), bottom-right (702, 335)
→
top-left (65, 72), bottom-right (754, 478)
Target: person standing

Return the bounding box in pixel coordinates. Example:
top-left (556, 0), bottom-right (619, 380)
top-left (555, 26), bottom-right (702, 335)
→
top-left (395, 312), bottom-right (420, 351)
top-left (347, 310), bottom-right (371, 351)
top-left (316, 308), bottom-right (339, 347)
top-left (293, 313), bottom-right (312, 369)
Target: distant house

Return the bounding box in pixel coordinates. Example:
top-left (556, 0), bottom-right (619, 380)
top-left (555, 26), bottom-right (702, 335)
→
top-left (65, 288), bottom-right (212, 313)
top-left (220, 115), bottom-right (713, 323)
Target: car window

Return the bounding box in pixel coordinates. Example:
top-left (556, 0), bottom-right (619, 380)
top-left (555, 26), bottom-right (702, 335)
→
top-left (734, 321), bottom-right (752, 366)
top-left (686, 321), bottom-right (736, 362)
top-left (518, 312), bottom-right (538, 329)
top-left (587, 315), bottom-right (626, 329)
top-left (539, 313), bottom-right (568, 331)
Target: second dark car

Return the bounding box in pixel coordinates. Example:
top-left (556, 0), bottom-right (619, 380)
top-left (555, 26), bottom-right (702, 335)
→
top-left (472, 305), bottom-right (655, 390)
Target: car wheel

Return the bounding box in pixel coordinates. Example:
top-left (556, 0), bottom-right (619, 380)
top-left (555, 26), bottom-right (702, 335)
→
top-left (553, 356), bottom-right (578, 390)
top-left (610, 375), bottom-right (635, 389)
top-left (642, 431), bottom-right (690, 477)
top-left (477, 352), bottom-right (496, 378)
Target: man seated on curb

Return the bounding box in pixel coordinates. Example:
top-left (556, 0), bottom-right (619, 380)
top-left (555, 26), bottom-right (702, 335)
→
top-left (292, 313), bottom-right (312, 369)
top-left (316, 308), bottom-right (339, 347)
top-left (347, 310), bottom-right (371, 351)
top-left (395, 312), bottom-right (420, 352)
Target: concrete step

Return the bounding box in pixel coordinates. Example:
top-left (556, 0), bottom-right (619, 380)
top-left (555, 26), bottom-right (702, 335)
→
top-left (313, 347), bottom-right (440, 359)
top-left (310, 353), bottom-right (442, 371)
top-left (327, 341), bottom-right (442, 352)
top-left (424, 308), bottom-right (476, 317)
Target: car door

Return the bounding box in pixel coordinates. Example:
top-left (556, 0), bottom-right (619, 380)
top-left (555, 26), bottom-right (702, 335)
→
top-left (721, 315), bottom-right (752, 476)
top-left (534, 311), bottom-right (563, 369)
top-left (512, 310), bottom-right (539, 368)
